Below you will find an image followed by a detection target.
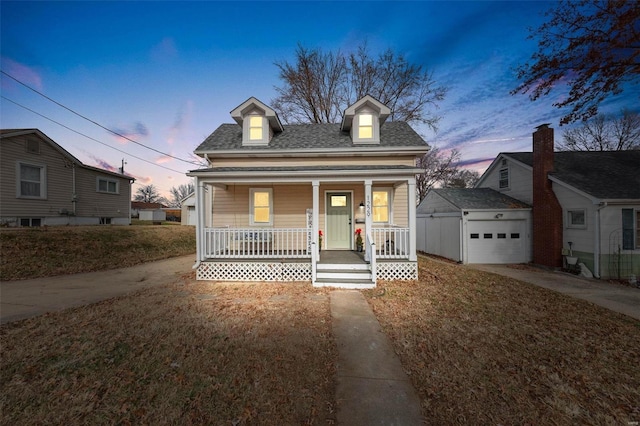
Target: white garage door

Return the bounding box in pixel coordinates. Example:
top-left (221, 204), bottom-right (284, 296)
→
top-left (467, 220), bottom-right (526, 264)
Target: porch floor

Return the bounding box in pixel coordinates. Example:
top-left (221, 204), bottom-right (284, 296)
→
top-left (319, 250), bottom-right (366, 264)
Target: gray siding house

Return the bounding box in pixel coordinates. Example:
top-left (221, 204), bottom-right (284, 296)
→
top-left (1, 129), bottom-right (134, 226)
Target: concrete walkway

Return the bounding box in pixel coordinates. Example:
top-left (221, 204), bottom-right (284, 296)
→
top-left (0, 254), bottom-right (195, 324)
top-left (469, 264), bottom-right (640, 321)
top-left (330, 290), bottom-right (423, 425)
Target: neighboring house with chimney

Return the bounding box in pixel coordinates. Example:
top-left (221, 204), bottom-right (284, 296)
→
top-left (1, 129), bottom-right (134, 227)
top-left (418, 124), bottom-right (640, 280)
top-left (187, 96), bottom-right (426, 288)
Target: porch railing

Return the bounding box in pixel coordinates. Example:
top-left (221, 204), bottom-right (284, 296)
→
top-left (366, 232), bottom-right (377, 283)
top-left (372, 226), bottom-right (409, 259)
top-left (204, 227), bottom-right (310, 259)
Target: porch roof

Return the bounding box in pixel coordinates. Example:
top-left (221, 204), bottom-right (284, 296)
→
top-left (188, 165), bottom-right (422, 180)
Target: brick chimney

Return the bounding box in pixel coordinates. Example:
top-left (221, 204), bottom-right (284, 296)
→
top-left (532, 124), bottom-right (563, 268)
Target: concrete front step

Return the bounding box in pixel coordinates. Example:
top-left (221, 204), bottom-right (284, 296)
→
top-left (314, 278), bottom-right (376, 289)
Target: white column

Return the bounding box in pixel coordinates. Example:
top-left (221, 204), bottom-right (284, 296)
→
top-left (312, 180), bottom-right (320, 261)
top-left (364, 180), bottom-right (372, 238)
top-left (195, 177), bottom-right (204, 263)
top-left (408, 178), bottom-right (417, 261)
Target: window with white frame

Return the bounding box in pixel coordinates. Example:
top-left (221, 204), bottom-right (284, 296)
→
top-left (567, 209), bottom-right (586, 229)
top-left (358, 114), bottom-right (373, 139)
top-left (372, 189), bottom-right (390, 223)
top-left (17, 162), bottom-right (46, 198)
top-left (249, 116), bottom-right (264, 140)
top-left (637, 211), bottom-right (640, 249)
top-left (250, 188), bottom-right (272, 225)
top-left (97, 177), bottom-right (119, 194)
top-left (499, 167), bottom-right (509, 189)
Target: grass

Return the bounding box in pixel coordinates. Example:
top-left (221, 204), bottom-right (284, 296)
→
top-left (363, 256), bottom-right (640, 425)
top-left (2, 227), bottom-right (639, 424)
top-left (0, 276), bottom-right (336, 425)
top-left (0, 225), bottom-right (196, 281)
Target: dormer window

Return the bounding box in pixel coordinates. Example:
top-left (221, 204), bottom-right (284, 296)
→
top-left (230, 97), bottom-right (284, 147)
top-left (249, 116), bottom-right (264, 141)
top-left (341, 95), bottom-right (391, 145)
top-left (358, 114), bottom-right (373, 139)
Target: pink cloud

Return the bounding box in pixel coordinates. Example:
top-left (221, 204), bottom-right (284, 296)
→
top-left (1, 57), bottom-right (43, 91)
top-left (111, 121), bottom-right (149, 144)
top-left (156, 155), bottom-right (173, 164)
top-left (88, 155), bottom-right (119, 173)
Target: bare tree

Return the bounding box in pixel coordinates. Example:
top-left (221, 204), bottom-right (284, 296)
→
top-left (512, 1), bottom-right (640, 124)
top-left (560, 110), bottom-right (640, 150)
top-left (168, 183), bottom-right (195, 208)
top-left (134, 184), bottom-right (168, 205)
top-left (416, 148), bottom-right (461, 202)
top-left (273, 43), bottom-right (446, 130)
top-left (443, 168), bottom-right (481, 189)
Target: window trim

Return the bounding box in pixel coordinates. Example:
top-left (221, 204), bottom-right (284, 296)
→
top-left (250, 188), bottom-right (273, 226)
top-left (566, 209), bottom-right (587, 229)
top-left (498, 167), bottom-right (509, 189)
top-left (16, 161), bottom-right (47, 199)
top-left (243, 113), bottom-right (268, 145)
top-left (96, 177), bottom-right (119, 194)
top-left (372, 188), bottom-right (392, 224)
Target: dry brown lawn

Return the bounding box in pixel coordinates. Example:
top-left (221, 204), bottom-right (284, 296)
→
top-left (364, 255), bottom-right (640, 425)
top-left (0, 274), bottom-right (336, 425)
top-left (0, 225), bottom-right (196, 281)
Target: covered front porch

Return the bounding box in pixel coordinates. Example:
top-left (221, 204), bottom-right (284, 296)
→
top-left (188, 166), bottom-right (420, 287)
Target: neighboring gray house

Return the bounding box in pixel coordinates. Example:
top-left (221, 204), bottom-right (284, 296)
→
top-left (417, 188), bottom-right (531, 264)
top-left (419, 124), bottom-right (640, 280)
top-left (0, 129), bottom-right (134, 226)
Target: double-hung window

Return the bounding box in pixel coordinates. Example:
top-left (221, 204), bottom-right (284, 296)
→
top-left (622, 209), bottom-right (638, 250)
top-left (250, 188), bottom-right (272, 226)
top-left (97, 177), bottom-right (118, 194)
top-left (17, 162), bottom-right (46, 199)
top-left (372, 189), bottom-right (390, 223)
top-left (249, 116), bottom-right (264, 141)
top-left (358, 114), bottom-right (373, 139)
top-left (499, 167), bottom-right (509, 189)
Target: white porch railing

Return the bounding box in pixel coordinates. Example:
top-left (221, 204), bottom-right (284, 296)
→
top-left (204, 227), bottom-right (310, 259)
top-left (372, 227), bottom-right (409, 259)
top-left (366, 232), bottom-right (377, 283)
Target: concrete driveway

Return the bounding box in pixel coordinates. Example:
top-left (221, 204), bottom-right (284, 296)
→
top-left (1, 255), bottom-right (196, 324)
top-left (468, 264), bottom-right (640, 321)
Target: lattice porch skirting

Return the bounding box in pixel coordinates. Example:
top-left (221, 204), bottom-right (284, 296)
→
top-left (197, 261), bottom-right (312, 281)
top-left (197, 260), bottom-right (417, 282)
top-left (376, 261), bottom-right (418, 280)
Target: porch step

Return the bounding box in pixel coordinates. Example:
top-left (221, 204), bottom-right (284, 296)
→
top-left (314, 263), bottom-right (374, 288)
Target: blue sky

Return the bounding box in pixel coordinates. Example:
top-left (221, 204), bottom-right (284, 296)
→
top-left (1, 1), bottom-right (636, 199)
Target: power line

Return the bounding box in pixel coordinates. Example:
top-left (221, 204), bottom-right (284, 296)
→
top-left (2, 95), bottom-right (190, 175)
top-left (1, 69), bottom-right (202, 166)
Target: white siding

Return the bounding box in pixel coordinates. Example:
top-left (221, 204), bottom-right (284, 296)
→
top-left (480, 159), bottom-right (533, 204)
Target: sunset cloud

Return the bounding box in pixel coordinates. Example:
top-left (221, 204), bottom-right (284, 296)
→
top-left (167, 101), bottom-right (193, 145)
top-left (111, 121), bottom-right (149, 144)
top-left (1, 57), bottom-right (43, 91)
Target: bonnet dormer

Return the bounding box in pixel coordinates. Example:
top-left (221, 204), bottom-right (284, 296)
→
top-left (230, 97), bottom-right (284, 146)
top-left (340, 95), bottom-right (391, 144)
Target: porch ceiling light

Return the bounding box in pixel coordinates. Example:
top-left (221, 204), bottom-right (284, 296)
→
top-left (359, 201), bottom-right (365, 208)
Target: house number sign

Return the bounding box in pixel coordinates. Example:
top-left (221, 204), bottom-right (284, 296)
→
top-left (366, 195), bottom-right (371, 217)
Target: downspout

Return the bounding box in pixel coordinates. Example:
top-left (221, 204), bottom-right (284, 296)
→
top-left (459, 216), bottom-right (464, 263)
top-left (594, 201), bottom-right (607, 279)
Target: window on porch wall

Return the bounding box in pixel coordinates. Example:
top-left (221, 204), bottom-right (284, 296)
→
top-left (250, 188), bottom-right (272, 225)
top-left (372, 190), bottom-right (390, 223)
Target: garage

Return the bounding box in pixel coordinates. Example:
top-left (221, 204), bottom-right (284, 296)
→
top-left (467, 220), bottom-right (527, 264)
top-left (417, 188), bottom-right (532, 265)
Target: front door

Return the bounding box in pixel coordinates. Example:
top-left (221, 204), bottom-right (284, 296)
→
top-left (326, 192), bottom-right (351, 249)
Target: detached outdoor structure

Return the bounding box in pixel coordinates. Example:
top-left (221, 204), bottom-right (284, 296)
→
top-left (188, 96), bottom-right (428, 288)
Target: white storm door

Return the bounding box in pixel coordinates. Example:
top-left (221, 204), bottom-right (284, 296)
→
top-left (326, 193), bottom-right (351, 249)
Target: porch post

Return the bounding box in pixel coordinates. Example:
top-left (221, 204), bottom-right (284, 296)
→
top-left (364, 179), bottom-right (372, 261)
top-left (312, 180), bottom-right (320, 261)
top-left (195, 177), bottom-right (204, 263)
top-left (408, 177), bottom-right (417, 261)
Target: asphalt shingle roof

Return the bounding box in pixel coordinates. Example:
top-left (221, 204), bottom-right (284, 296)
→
top-left (420, 188), bottom-right (531, 212)
top-left (194, 121), bottom-right (428, 152)
top-left (505, 151), bottom-right (640, 200)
